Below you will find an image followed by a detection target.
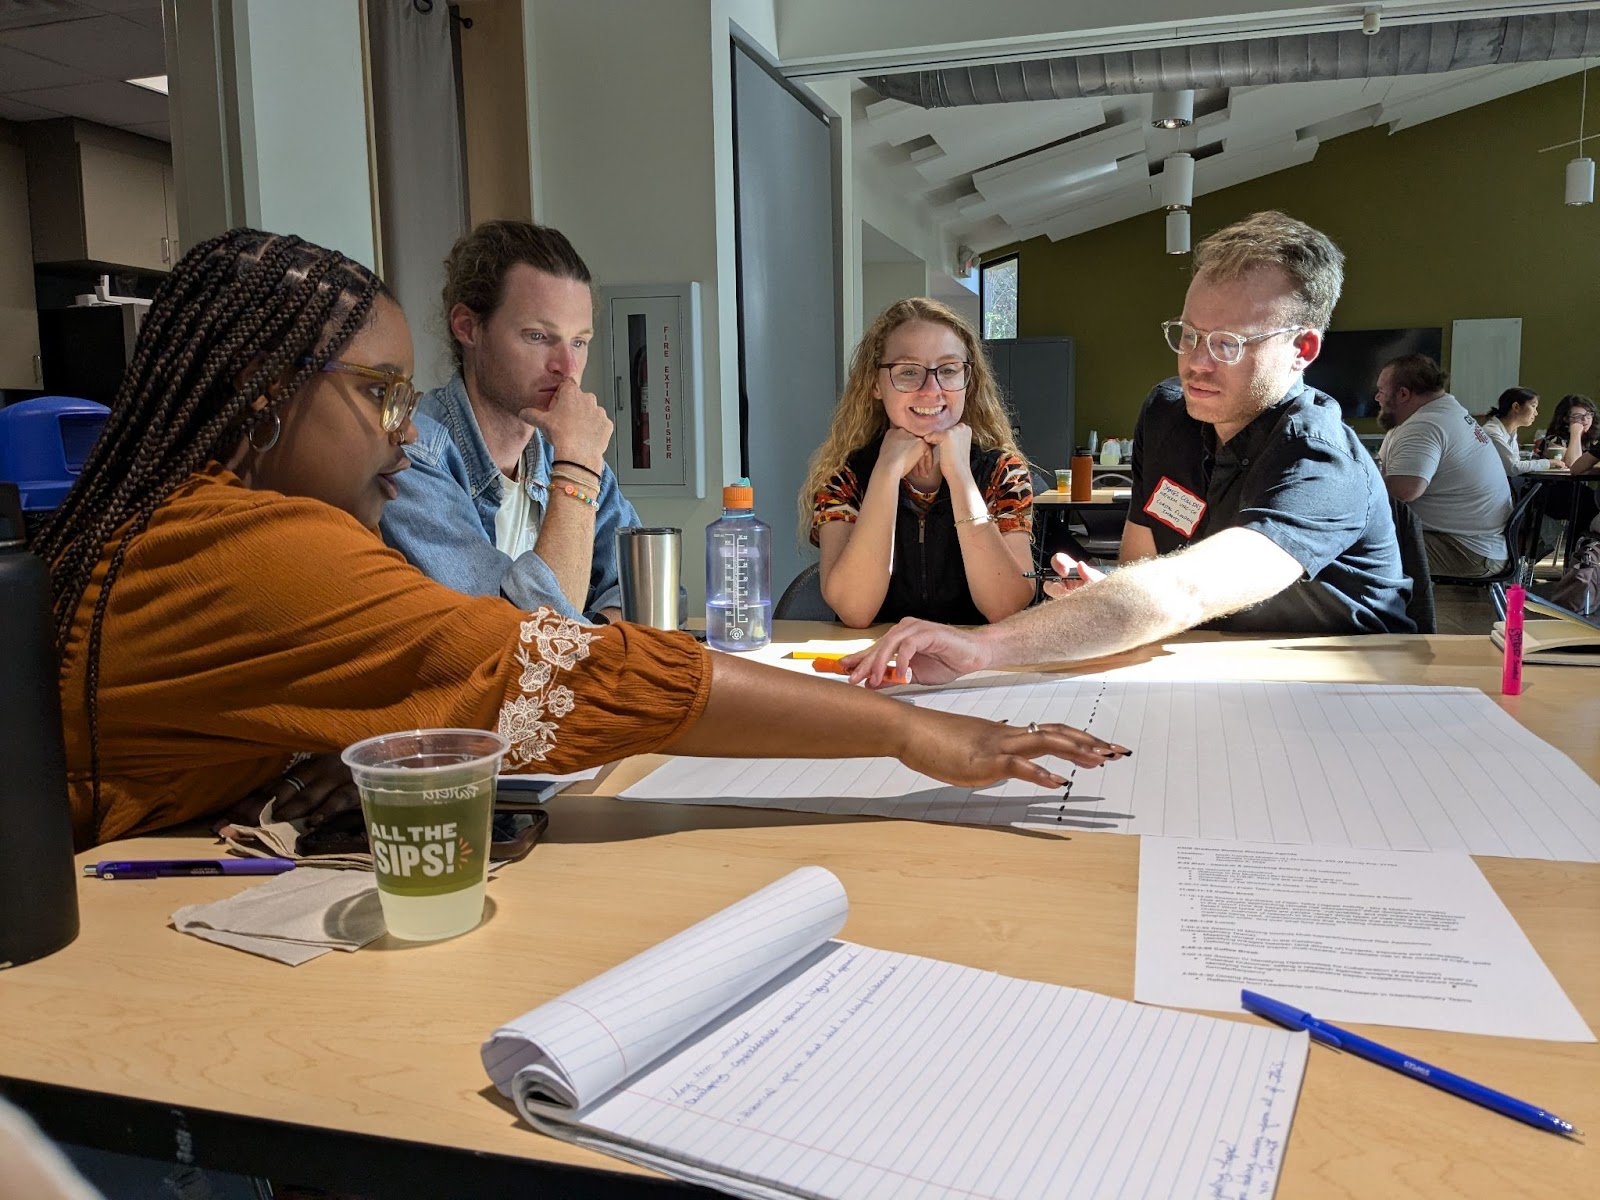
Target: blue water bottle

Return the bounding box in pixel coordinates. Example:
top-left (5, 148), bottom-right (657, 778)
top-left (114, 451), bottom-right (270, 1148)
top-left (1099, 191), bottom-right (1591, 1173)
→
top-left (705, 479), bottom-right (771, 651)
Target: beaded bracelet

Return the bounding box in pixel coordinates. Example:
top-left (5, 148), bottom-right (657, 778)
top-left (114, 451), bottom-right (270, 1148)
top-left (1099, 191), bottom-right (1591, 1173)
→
top-left (549, 477), bottom-right (600, 509)
top-left (954, 512), bottom-right (993, 527)
top-left (552, 458), bottom-right (602, 479)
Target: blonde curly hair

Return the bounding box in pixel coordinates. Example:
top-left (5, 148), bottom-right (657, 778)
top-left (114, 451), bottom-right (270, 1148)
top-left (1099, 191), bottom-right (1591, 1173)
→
top-left (798, 297), bottom-right (1021, 541)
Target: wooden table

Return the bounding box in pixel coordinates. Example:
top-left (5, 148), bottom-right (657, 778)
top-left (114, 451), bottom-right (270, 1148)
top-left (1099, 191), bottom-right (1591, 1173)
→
top-left (1032, 486), bottom-right (1130, 505)
top-left (2, 628), bottom-right (1596, 1199)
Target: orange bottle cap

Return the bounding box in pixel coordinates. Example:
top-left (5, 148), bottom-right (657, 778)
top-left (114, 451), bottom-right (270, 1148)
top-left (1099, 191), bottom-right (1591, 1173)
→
top-left (723, 481), bottom-right (754, 508)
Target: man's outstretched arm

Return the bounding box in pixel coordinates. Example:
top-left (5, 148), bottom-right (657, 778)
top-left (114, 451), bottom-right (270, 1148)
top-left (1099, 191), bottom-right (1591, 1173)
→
top-left (846, 527), bottom-right (1304, 686)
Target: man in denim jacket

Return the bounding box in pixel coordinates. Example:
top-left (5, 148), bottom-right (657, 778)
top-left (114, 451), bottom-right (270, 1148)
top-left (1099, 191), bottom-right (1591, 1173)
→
top-left (382, 222), bottom-right (639, 623)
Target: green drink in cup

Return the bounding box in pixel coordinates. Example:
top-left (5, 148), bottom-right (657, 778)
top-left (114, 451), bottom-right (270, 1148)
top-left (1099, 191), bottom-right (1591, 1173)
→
top-left (341, 728), bottom-right (509, 941)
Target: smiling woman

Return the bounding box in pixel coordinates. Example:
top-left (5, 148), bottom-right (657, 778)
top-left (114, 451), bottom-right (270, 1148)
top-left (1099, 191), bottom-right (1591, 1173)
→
top-left (801, 297), bottom-right (1037, 628)
top-left (33, 231), bottom-right (1122, 850)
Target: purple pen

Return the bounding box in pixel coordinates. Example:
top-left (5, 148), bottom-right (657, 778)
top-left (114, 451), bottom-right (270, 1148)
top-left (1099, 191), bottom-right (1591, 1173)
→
top-left (82, 857), bottom-right (297, 880)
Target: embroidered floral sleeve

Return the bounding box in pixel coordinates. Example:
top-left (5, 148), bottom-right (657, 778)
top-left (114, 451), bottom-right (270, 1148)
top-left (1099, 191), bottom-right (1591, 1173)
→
top-left (494, 610), bottom-right (712, 773)
top-left (497, 612), bottom-right (597, 766)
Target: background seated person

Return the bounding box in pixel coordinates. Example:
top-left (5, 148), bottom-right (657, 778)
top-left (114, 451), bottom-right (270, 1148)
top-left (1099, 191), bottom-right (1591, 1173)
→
top-left (1533, 393), bottom-right (1596, 469)
top-left (1481, 387), bottom-right (1553, 476)
top-left (1531, 393), bottom-right (1600, 539)
top-left (34, 231), bottom-right (1126, 850)
top-left (1375, 355), bottom-right (1512, 579)
top-left (840, 211), bottom-right (1413, 687)
top-left (801, 298), bottom-right (1034, 628)
top-left (381, 221), bottom-right (635, 624)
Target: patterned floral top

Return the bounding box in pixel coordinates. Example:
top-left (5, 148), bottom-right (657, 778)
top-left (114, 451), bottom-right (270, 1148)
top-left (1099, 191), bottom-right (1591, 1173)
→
top-left (58, 464), bottom-right (712, 847)
top-left (810, 450), bottom-right (1034, 544)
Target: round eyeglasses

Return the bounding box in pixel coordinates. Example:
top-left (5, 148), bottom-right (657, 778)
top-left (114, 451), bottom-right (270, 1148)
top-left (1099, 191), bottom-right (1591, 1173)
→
top-left (878, 361), bottom-right (972, 393)
top-left (1160, 319), bottom-right (1304, 366)
top-left (321, 360), bottom-right (420, 433)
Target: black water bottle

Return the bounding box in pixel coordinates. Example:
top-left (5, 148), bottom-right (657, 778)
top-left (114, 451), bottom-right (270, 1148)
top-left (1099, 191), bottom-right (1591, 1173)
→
top-left (0, 483), bottom-right (80, 967)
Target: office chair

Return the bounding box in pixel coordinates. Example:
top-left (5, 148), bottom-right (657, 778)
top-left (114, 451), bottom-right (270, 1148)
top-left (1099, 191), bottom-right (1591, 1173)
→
top-left (773, 562), bottom-right (836, 622)
top-left (1388, 498), bottom-right (1436, 634)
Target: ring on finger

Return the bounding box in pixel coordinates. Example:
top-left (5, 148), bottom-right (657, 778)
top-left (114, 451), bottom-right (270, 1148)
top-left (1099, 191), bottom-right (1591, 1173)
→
top-left (282, 773), bottom-right (307, 794)
top-left (1026, 722), bottom-right (1040, 734)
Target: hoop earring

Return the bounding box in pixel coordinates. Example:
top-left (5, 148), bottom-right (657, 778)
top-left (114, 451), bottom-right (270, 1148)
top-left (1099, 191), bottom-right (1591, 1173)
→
top-left (247, 412), bottom-right (281, 453)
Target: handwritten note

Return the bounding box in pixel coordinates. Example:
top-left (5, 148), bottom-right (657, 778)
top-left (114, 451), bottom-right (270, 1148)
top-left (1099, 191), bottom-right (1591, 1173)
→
top-left (485, 868), bottom-right (1308, 1200)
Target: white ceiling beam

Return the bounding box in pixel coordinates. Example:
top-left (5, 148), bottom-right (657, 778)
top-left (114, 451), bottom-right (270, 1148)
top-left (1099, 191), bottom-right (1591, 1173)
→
top-left (983, 154), bottom-right (1152, 226)
top-left (969, 121), bottom-right (1146, 208)
top-left (775, 1), bottom-right (1599, 78)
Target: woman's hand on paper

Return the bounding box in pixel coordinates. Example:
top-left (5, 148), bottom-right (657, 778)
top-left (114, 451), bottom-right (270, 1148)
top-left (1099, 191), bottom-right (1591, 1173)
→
top-left (899, 707), bottom-right (1130, 788)
top-left (214, 752), bottom-right (362, 832)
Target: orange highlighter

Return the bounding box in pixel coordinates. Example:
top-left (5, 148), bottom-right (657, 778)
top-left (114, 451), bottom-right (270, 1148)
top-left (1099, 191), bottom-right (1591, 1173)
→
top-left (794, 651), bottom-right (910, 686)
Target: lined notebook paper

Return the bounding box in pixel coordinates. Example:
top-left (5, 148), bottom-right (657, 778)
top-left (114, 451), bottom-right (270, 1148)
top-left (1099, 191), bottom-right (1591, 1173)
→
top-left (619, 680), bottom-right (1600, 862)
top-left (484, 867), bottom-right (1308, 1200)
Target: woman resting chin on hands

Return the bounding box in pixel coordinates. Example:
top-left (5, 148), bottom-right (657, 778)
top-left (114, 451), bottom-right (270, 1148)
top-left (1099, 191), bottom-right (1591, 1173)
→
top-left (801, 299), bottom-right (1037, 629)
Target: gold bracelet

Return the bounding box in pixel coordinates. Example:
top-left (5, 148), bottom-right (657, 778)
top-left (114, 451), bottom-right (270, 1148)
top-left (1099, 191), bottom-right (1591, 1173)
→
top-left (954, 512), bottom-right (993, 526)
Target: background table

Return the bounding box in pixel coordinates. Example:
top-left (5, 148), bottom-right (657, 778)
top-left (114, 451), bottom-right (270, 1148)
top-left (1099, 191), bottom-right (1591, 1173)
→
top-left (2, 629), bottom-right (1595, 1199)
top-left (1033, 486), bottom-right (1130, 563)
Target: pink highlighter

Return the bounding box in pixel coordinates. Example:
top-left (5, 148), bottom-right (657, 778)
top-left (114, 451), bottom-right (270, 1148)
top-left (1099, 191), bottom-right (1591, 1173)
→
top-left (1502, 584), bottom-right (1525, 695)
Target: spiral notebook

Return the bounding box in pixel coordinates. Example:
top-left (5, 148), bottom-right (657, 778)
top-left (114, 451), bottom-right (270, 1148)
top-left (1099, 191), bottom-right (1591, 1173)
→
top-left (482, 867), bottom-right (1308, 1200)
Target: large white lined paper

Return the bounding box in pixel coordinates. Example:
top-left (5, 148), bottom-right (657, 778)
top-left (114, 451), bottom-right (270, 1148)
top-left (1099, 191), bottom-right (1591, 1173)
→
top-left (483, 867), bottom-right (1308, 1200)
top-left (618, 680), bottom-right (1600, 862)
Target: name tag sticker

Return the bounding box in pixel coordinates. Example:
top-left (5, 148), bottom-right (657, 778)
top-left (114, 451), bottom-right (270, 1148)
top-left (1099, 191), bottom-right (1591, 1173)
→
top-left (1143, 476), bottom-right (1206, 537)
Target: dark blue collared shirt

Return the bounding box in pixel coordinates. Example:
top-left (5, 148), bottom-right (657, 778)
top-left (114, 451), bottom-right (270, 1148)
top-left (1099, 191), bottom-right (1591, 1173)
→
top-left (1127, 377), bottom-right (1414, 634)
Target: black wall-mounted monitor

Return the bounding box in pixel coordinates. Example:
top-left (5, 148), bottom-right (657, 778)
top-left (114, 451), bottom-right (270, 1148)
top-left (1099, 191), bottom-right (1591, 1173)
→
top-left (1304, 327), bottom-right (1444, 420)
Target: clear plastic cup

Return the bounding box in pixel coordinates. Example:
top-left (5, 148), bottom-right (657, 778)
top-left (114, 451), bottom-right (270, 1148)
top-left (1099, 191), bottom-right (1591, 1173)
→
top-left (341, 729), bottom-right (509, 942)
top-left (1054, 469), bottom-right (1071, 493)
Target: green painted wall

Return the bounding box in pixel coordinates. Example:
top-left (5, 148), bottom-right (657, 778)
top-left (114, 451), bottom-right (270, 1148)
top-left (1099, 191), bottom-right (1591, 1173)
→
top-left (1000, 73), bottom-right (1600, 450)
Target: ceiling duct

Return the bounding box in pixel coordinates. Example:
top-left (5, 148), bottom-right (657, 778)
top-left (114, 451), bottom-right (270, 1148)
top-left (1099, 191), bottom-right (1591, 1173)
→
top-left (864, 13), bottom-right (1600, 108)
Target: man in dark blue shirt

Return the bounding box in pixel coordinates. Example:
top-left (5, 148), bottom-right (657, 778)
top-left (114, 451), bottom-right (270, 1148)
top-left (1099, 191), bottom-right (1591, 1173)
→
top-left (845, 211), bottom-right (1414, 687)
top-left (1125, 375), bottom-right (1411, 634)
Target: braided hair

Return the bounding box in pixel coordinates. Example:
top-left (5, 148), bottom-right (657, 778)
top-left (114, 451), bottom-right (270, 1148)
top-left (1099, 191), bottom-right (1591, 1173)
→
top-left (33, 229), bottom-right (388, 835)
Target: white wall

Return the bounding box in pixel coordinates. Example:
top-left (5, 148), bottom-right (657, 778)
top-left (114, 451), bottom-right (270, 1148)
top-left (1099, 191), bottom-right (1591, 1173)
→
top-left (861, 260), bottom-right (926, 325)
top-left (809, 75), bottom-right (952, 351)
top-left (525, 0), bottom-right (778, 608)
top-left (233, 0), bottom-right (375, 267)
top-left (928, 268), bottom-right (981, 330)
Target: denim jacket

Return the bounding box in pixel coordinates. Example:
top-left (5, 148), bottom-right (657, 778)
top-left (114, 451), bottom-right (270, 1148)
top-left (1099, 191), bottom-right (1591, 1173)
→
top-left (379, 373), bottom-right (638, 622)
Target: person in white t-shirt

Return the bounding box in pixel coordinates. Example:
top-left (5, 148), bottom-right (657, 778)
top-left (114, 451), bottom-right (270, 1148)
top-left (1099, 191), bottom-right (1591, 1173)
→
top-left (1375, 354), bottom-right (1512, 578)
top-left (1480, 387), bottom-right (1553, 477)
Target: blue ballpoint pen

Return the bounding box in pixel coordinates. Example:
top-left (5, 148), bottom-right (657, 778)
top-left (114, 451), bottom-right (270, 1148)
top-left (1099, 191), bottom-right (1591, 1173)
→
top-left (1241, 990), bottom-right (1583, 1139)
top-left (82, 857), bottom-right (298, 880)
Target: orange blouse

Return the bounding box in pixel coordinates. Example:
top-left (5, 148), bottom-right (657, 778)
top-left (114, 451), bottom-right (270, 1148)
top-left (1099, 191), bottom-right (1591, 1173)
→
top-left (58, 464), bottom-right (712, 848)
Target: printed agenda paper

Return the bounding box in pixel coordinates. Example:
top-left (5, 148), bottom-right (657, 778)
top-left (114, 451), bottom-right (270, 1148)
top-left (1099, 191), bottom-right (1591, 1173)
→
top-left (1135, 838), bottom-right (1594, 1042)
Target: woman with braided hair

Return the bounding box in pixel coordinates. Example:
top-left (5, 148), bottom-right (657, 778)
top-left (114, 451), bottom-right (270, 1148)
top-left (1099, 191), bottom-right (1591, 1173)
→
top-left (40, 230), bottom-right (1125, 849)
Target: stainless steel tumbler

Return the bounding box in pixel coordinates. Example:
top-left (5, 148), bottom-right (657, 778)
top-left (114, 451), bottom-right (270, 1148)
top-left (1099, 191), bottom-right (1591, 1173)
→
top-left (615, 527), bottom-right (683, 629)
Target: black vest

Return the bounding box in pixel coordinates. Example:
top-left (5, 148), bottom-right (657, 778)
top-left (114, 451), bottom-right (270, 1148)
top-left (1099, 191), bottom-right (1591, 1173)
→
top-left (843, 436), bottom-right (1009, 626)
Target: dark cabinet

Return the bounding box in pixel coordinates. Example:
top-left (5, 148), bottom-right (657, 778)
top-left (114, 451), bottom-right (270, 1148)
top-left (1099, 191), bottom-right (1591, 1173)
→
top-left (983, 336), bottom-right (1075, 470)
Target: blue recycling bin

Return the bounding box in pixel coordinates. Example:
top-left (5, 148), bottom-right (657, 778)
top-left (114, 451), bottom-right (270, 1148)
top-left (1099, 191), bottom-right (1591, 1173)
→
top-left (0, 395), bottom-right (110, 516)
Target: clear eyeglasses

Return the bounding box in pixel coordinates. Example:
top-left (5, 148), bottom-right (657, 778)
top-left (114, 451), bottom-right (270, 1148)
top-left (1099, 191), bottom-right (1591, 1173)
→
top-left (321, 360), bottom-right (421, 433)
top-left (1160, 319), bottom-right (1304, 365)
top-left (878, 361), bottom-right (972, 393)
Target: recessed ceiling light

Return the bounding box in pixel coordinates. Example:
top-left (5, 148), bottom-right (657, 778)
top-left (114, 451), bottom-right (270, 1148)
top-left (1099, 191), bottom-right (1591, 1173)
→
top-left (126, 75), bottom-right (168, 95)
